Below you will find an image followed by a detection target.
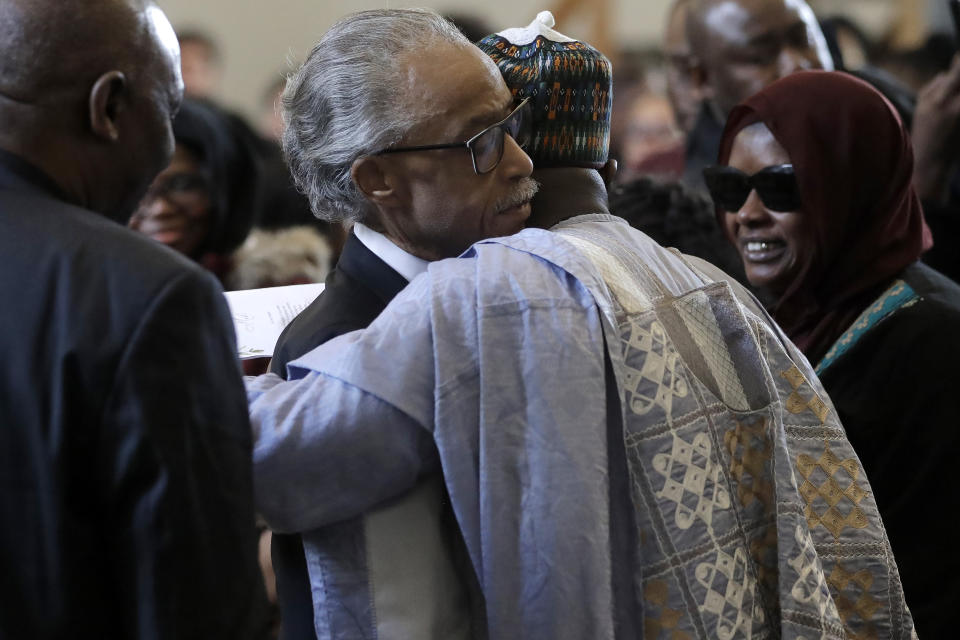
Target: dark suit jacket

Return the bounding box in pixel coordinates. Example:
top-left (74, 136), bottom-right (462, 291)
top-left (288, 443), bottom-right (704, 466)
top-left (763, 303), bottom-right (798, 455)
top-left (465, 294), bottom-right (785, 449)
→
top-left (268, 231), bottom-right (408, 639)
top-left (0, 150), bottom-right (267, 639)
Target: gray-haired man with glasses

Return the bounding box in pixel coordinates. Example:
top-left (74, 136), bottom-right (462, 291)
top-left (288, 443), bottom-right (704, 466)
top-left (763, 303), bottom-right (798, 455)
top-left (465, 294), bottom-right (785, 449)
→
top-left (264, 9), bottom-right (536, 640)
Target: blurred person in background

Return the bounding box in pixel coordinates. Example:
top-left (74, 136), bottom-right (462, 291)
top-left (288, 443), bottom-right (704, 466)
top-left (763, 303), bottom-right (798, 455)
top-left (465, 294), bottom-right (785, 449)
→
top-left (609, 44), bottom-right (687, 183)
top-left (178, 28), bottom-right (223, 100)
top-left (174, 26), bottom-right (338, 266)
top-left (709, 70), bottom-right (960, 636)
top-left (445, 12), bottom-right (494, 42)
top-left (129, 98), bottom-right (261, 285)
top-left (819, 15), bottom-right (874, 73)
top-left (0, 0), bottom-right (267, 637)
top-left (910, 56), bottom-right (960, 282)
top-left (251, 74), bottom-right (347, 264)
top-left (876, 33), bottom-right (958, 92)
top-left (614, 68), bottom-right (686, 182)
top-left (228, 227), bottom-right (333, 291)
top-left (682, 0), bottom-right (958, 278)
top-left (682, 0), bottom-right (834, 189)
top-left (663, 0), bottom-right (705, 138)
top-left (817, 15), bottom-right (915, 128)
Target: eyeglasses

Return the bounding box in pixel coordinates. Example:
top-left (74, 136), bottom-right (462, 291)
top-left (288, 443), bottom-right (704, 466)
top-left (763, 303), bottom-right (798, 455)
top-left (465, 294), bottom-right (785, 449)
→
top-left (145, 172), bottom-right (212, 204)
top-left (377, 98), bottom-right (531, 175)
top-left (702, 164), bottom-right (802, 212)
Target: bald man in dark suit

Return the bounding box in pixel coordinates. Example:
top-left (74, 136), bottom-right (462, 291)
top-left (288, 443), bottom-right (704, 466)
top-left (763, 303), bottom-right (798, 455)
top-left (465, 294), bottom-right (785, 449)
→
top-left (0, 1), bottom-right (267, 637)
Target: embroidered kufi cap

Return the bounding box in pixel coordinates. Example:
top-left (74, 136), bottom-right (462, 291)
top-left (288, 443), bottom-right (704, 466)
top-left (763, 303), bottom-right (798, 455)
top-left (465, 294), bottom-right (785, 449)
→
top-left (476, 11), bottom-right (612, 169)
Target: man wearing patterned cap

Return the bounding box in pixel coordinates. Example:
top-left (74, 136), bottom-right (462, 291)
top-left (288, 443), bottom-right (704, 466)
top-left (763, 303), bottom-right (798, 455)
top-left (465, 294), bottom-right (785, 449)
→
top-left (248, 11), bottom-right (917, 640)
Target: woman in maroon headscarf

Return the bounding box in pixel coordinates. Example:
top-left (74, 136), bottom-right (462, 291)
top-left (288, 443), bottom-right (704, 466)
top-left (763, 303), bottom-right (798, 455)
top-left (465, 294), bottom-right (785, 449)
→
top-left (705, 70), bottom-right (959, 637)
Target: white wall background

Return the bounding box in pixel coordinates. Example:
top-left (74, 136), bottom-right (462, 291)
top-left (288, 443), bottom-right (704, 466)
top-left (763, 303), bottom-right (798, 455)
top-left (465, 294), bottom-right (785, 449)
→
top-left (156, 0), bottom-right (910, 120)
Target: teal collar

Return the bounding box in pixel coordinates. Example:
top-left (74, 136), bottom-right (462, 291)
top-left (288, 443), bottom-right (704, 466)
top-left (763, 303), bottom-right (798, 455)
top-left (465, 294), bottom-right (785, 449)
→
top-left (815, 280), bottom-right (920, 375)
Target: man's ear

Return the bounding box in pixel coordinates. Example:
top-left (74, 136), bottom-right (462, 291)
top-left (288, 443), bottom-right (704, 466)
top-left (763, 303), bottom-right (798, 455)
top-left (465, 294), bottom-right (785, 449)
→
top-left (350, 156), bottom-right (402, 207)
top-left (89, 71), bottom-right (128, 142)
top-left (601, 159), bottom-right (618, 188)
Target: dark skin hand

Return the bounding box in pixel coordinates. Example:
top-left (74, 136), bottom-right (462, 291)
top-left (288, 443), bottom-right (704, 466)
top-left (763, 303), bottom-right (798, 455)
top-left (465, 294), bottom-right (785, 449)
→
top-left (912, 55), bottom-right (960, 206)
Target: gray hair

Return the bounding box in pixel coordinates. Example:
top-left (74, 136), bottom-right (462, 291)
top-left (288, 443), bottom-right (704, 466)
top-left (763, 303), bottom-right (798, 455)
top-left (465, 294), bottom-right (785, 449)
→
top-left (282, 8), bottom-right (471, 223)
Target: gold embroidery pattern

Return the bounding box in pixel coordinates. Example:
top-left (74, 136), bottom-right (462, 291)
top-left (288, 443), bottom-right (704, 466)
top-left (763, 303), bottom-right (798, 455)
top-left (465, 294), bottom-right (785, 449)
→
top-left (643, 580), bottom-right (691, 640)
top-left (749, 526), bottom-right (780, 604)
top-left (723, 417), bottom-right (774, 511)
top-left (695, 547), bottom-right (763, 640)
top-left (725, 416), bottom-right (779, 600)
top-left (827, 564), bottom-right (880, 640)
top-left (787, 525), bottom-right (840, 623)
top-left (623, 320), bottom-right (689, 418)
top-left (780, 365), bottom-right (830, 424)
top-left (653, 433), bottom-right (731, 530)
top-left (796, 445), bottom-right (869, 540)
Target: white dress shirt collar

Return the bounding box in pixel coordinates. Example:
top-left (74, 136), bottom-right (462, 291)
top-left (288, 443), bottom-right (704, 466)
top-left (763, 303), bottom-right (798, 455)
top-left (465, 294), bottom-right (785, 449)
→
top-left (353, 222), bottom-right (430, 283)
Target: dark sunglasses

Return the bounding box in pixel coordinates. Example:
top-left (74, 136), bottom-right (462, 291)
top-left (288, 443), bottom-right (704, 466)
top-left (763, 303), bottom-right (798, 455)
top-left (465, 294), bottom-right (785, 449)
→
top-left (702, 164), bottom-right (801, 212)
top-left (377, 97), bottom-right (531, 175)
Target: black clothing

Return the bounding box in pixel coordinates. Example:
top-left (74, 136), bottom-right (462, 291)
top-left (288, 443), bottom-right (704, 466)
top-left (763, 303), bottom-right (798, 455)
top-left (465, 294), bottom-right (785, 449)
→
top-left (251, 140), bottom-right (345, 263)
top-left (253, 142), bottom-right (317, 230)
top-left (849, 66), bottom-right (916, 130)
top-left (817, 262), bottom-right (960, 639)
top-left (0, 150), bottom-right (267, 638)
top-left (268, 230), bottom-right (408, 639)
top-left (921, 172), bottom-right (960, 284)
top-left (608, 177), bottom-right (748, 286)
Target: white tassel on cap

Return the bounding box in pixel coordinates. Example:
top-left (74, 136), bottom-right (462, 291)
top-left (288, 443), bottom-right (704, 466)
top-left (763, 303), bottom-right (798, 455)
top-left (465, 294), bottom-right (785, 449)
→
top-left (495, 9), bottom-right (577, 46)
top-left (536, 11), bottom-right (555, 28)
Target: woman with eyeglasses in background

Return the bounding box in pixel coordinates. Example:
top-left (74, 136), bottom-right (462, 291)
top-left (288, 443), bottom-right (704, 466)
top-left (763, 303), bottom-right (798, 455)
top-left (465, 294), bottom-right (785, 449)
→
top-left (705, 70), bottom-right (958, 638)
top-left (129, 98), bottom-right (261, 284)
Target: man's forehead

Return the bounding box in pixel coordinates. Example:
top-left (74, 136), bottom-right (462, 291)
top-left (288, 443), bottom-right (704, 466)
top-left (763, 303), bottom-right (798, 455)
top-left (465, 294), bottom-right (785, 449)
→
top-left (705, 0), bottom-right (812, 42)
top-left (402, 43), bottom-right (512, 134)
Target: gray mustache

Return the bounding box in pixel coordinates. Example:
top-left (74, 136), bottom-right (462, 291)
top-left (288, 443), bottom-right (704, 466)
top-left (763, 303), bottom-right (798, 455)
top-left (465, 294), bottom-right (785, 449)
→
top-left (495, 178), bottom-right (540, 212)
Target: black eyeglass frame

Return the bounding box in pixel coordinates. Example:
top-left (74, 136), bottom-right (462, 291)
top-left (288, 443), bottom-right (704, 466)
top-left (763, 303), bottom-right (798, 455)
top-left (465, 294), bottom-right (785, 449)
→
top-left (144, 170), bottom-right (214, 203)
top-left (702, 163), bottom-right (801, 213)
top-left (376, 97), bottom-right (531, 175)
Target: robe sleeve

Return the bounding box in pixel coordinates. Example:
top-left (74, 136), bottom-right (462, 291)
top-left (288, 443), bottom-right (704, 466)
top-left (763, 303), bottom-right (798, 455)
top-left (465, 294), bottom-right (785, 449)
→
top-left (247, 371), bottom-right (438, 532)
top-left (247, 273), bottom-right (441, 533)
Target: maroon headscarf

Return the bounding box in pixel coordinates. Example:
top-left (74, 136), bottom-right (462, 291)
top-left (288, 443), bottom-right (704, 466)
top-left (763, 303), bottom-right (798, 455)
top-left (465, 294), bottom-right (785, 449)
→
top-left (716, 70), bottom-right (932, 363)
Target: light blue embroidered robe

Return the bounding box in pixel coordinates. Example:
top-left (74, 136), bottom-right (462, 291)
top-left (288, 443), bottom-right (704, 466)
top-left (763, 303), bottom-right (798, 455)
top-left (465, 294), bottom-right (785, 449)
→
top-left (249, 214), bottom-right (916, 640)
